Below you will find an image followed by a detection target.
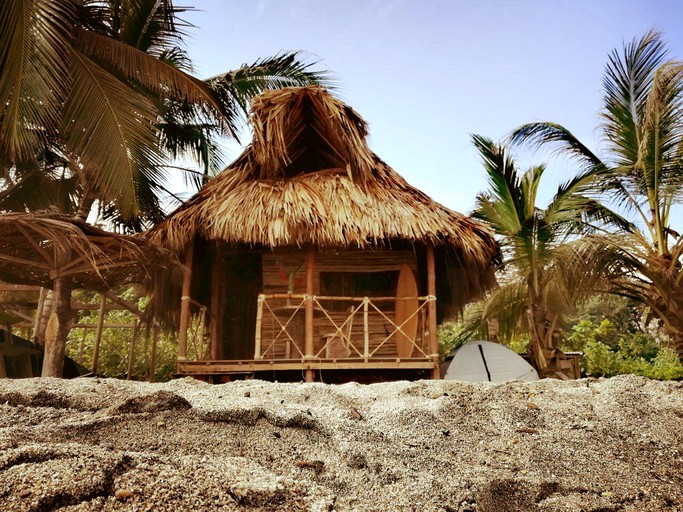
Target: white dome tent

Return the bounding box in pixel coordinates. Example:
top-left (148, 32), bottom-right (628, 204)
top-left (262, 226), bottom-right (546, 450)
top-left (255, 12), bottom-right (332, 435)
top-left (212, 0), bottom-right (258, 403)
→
top-left (442, 340), bottom-right (539, 382)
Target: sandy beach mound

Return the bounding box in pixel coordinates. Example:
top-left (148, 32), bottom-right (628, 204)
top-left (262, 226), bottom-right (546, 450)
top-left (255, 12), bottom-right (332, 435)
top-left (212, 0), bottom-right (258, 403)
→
top-left (0, 375), bottom-right (681, 511)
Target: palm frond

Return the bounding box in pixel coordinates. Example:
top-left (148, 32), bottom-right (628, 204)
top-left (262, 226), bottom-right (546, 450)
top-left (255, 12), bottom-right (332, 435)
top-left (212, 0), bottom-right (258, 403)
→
top-left (62, 48), bottom-right (165, 218)
top-left (0, 0), bottom-right (75, 161)
top-left (211, 51), bottom-right (334, 115)
top-left (509, 122), bottom-right (604, 172)
top-left (74, 28), bottom-right (231, 126)
top-left (601, 30), bottom-right (668, 167)
top-left (471, 135), bottom-right (524, 234)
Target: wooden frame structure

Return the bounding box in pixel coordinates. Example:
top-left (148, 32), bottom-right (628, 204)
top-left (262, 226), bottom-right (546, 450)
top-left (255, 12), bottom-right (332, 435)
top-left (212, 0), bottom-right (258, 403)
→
top-left (173, 244), bottom-right (442, 382)
top-left (0, 284), bottom-right (161, 381)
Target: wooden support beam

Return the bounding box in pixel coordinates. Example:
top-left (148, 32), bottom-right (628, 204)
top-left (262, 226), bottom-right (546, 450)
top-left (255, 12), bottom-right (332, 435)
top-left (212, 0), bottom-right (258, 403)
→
top-left (0, 284), bottom-right (42, 292)
top-left (254, 295), bottom-right (264, 359)
top-left (178, 243), bottom-right (194, 361)
top-left (0, 326), bottom-right (10, 378)
top-left (91, 295), bottom-right (106, 374)
top-left (426, 244), bottom-right (440, 380)
top-left (363, 297), bottom-right (370, 361)
top-left (304, 245), bottom-right (315, 383)
top-left (210, 259), bottom-right (223, 360)
top-left (101, 290), bottom-right (144, 317)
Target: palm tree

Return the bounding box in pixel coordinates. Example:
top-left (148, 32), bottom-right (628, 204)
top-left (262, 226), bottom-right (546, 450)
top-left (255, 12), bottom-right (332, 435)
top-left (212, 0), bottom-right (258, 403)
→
top-left (467, 135), bottom-right (629, 376)
top-left (0, 0), bottom-right (328, 227)
top-left (510, 31), bottom-right (683, 363)
top-left (0, 0), bottom-right (329, 376)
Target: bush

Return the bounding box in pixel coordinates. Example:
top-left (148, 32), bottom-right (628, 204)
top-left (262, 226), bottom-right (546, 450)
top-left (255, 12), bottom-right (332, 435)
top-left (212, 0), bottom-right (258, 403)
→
top-left (569, 320), bottom-right (682, 380)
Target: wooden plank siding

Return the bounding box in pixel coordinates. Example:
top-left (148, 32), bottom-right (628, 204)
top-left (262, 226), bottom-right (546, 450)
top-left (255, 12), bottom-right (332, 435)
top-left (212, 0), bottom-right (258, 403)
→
top-left (262, 247), bottom-right (419, 295)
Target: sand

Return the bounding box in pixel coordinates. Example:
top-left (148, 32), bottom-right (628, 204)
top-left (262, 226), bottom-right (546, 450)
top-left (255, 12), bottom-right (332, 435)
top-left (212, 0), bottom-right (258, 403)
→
top-left (0, 375), bottom-right (681, 511)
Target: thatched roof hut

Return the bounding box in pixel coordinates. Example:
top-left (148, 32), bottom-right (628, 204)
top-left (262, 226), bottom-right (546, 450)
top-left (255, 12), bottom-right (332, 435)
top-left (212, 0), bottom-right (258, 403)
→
top-left (150, 86), bottom-right (497, 382)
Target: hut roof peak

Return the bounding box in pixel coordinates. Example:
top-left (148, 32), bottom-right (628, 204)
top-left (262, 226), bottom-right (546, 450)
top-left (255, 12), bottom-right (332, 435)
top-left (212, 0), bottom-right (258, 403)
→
top-left (248, 86), bottom-right (375, 182)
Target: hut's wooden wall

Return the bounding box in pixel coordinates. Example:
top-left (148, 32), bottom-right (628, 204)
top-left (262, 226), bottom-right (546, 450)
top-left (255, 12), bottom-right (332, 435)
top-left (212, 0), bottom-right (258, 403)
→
top-left (262, 248), bottom-right (418, 295)
top-left (258, 248), bottom-right (423, 359)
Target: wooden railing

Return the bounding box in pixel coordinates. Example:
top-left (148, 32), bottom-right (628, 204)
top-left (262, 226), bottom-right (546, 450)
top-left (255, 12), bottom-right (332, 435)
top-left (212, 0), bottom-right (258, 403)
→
top-left (254, 293), bottom-right (436, 361)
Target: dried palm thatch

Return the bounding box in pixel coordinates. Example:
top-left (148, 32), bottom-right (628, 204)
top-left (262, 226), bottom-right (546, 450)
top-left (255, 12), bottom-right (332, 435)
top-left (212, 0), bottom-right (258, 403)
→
top-left (0, 211), bottom-right (181, 291)
top-left (149, 86), bottom-right (498, 315)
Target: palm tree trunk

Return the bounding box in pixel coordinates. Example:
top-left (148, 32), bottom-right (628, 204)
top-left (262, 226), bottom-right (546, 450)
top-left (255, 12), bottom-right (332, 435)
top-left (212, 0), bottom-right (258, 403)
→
top-left (526, 294), bottom-right (563, 377)
top-left (33, 288), bottom-right (53, 346)
top-left (39, 190), bottom-right (94, 377)
top-left (41, 276), bottom-right (73, 377)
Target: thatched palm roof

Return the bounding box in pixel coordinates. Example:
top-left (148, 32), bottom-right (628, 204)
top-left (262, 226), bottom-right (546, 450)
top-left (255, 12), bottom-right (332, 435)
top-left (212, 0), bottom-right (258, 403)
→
top-left (149, 86), bottom-right (498, 315)
top-left (0, 211), bottom-right (181, 291)
top-left (151, 87), bottom-right (495, 254)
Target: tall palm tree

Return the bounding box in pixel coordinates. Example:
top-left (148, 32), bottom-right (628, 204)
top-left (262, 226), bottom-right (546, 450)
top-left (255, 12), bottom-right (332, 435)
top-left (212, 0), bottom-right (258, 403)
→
top-left (0, 0), bottom-right (329, 376)
top-left (467, 135), bottom-right (630, 376)
top-left (510, 31), bottom-right (683, 363)
top-left (0, 0), bottom-right (329, 227)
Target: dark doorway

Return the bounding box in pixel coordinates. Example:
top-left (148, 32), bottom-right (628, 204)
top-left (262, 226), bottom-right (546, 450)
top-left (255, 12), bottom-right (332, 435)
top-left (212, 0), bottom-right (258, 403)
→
top-left (221, 253), bottom-right (262, 359)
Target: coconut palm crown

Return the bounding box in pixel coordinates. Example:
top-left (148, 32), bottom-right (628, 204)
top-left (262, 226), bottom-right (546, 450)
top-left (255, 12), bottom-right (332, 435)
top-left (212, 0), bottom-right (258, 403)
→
top-left (0, 0), bottom-right (329, 227)
top-left (510, 31), bottom-right (683, 362)
top-left (465, 135), bottom-right (631, 376)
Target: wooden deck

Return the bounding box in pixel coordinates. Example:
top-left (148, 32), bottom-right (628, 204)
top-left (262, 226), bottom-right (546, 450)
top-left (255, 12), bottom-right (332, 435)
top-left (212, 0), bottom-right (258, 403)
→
top-left (177, 356), bottom-right (437, 383)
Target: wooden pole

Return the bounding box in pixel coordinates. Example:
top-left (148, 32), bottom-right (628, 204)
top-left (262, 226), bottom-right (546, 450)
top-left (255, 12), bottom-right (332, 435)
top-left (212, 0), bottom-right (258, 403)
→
top-left (126, 320), bottom-right (140, 380)
top-left (363, 297), bottom-right (370, 361)
top-left (149, 323), bottom-right (159, 382)
top-left (304, 246), bottom-right (315, 382)
top-left (91, 295), bottom-right (106, 374)
top-left (0, 326), bottom-right (9, 378)
top-left (41, 277), bottom-right (72, 377)
top-left (254, 295), bottom-right (264, 359)
top-left (426, 244), bottom-right (440, 380)
top-left (198, 308), bottom-right (206, 359)
top-left (178, 243), bottom-right (194, 362)
top-left (210, 259), bottom-right (223, 360)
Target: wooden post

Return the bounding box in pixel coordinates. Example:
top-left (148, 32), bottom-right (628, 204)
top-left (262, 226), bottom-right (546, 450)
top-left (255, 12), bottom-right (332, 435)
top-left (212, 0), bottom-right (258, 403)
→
top-left (149, 322), bottom-right (159, 382)
top-left (304, 246), bottom-right (315, 382)
top-left (254, 295), bottom-right (264, 359)
top-left (363, 297), bottom-right (370, 361)
top-left (198, 308), bottom-right (207, 359)
top-left (91, 295), bottom-right (106, 374)
top-left (178, 243), bottom-right (194, 362)
top-left (210, 260), bottom-right (223, 361)
top-left (126, 319), bottom-right (140, 380)
top-left (426, 244), bottom-right (440, 379)
top-left (0, 326), bottom-right (9, 378)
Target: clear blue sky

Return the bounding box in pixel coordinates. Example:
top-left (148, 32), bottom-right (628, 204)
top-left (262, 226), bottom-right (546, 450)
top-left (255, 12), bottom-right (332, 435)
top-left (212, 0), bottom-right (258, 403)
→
top-left (181, 0), bottom-right (683, 216)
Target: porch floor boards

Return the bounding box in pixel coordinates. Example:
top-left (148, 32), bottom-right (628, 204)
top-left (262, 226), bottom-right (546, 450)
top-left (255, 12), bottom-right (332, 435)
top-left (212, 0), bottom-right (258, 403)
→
top-left (178, 357), bottom-right (435, 374)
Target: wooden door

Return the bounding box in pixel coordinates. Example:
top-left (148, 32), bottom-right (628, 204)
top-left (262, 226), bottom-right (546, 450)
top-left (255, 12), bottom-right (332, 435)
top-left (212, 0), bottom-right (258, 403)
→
top-left (221, 254), bottom-right (262, 359)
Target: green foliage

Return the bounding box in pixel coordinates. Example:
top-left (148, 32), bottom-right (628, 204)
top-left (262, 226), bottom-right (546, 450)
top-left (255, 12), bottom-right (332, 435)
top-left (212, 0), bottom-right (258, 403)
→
top-left (507, 335), bottom-right (530, 355)
top-left (437, 321), bottom-right (463, 358)
top-left (566, 295), bottom-right (643, 335)
top-left (567, 319), bottom-right (682, 380)
top-left (437, 320), bottom-right (529, 357)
